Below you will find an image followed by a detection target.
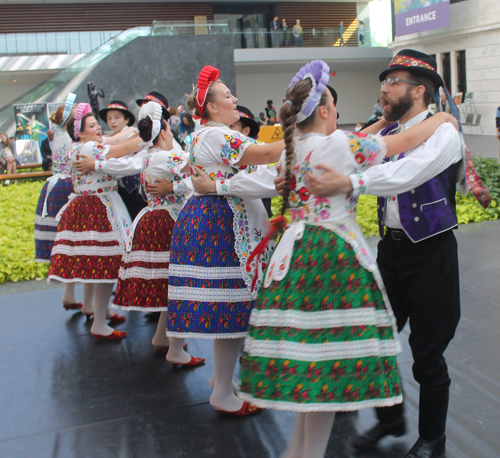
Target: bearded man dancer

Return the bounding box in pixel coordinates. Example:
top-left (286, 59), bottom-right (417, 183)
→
top-left (304, 49), bottom-right (463, 458)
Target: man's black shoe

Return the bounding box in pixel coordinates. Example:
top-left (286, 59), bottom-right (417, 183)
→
top-left (405, 435), bottom-right (446, 458)
top-left (349, 418), bottom-right (406, 451)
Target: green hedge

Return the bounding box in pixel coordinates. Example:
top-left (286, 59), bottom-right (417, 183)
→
top-left (0, 180), bottom-right (50, 283)
top-left (1, 157), bottom-right (499, 283)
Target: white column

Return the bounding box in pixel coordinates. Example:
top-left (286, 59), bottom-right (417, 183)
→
top-left (436, 52), bottom-right (443, 79)
top-left (450, 50), bottom-right (458, 95)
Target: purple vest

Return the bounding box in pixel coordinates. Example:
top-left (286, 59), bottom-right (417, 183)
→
top-left (377, 122), bottom-right (459, 242)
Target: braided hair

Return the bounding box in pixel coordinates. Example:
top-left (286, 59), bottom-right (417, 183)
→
top-left (279, 79), bottom-right (329, 217)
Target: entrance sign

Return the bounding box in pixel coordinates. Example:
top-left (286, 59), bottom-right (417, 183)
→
top-left (394, 0), bottom-right (450, 36)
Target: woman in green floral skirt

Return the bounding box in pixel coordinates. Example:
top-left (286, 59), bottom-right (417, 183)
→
top-left (238, 60), bottom-right (459, 458)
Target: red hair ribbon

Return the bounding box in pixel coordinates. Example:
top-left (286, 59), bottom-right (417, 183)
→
top-left (194, 65), bottom-right (220, 124)
top-left (246, 215), bottom-right (288, 292)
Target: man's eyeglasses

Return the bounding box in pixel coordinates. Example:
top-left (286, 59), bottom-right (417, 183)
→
top-left (381, 77), bottom-right (419, 87)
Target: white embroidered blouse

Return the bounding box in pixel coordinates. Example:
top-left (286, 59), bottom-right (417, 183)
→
top-left (62, 141), bottom-right (131, 249)
top-left (126, 148), bottom-right (189, 251)
top-left (51, 126), bottom-right (73, 177)
top-left (264, 130), bottom-right (390, 298)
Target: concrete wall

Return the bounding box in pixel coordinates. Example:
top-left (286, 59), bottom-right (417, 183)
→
top-left (69, 34), bottom-right (236, 126)
top-left (235, 68), bottom-right (382, 127)
top-left (0, 35), bottom-right (235, 133)
top-left (392, 0), bottom-right (500, 135)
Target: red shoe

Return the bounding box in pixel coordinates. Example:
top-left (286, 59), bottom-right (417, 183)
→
top-left (170, 355), bottom-right (205, 368)
top-left (91, 330), bottom-right (127, 341)
top-left (107, 312), bottom-right (126, 324)
top-left (63, 302), bottom-right (83, 311)
top-left (154, 343), bottom-right (188, 353)
top-left (213, 401), bottom-right (262, 416)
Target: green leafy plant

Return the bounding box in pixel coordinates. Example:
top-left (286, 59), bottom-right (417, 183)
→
top-left (0, 180), bottom-right (49, 283)
top-left (3, 157), bottom-right (500, 284)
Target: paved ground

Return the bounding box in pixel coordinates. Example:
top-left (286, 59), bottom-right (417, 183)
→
top-left (1, 220), bottom-right (500, 458)
top-left (464, 134), bottom-right (499, 159)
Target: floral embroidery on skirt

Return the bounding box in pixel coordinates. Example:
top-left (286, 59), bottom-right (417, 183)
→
top-left (167, 195), bottom-right (254, 339)
top-left (113, 209), bottom-right (175, 311)
top-left (48, 195), bottom-right (123, 283)
top-left (34, 178), bottom-right (73, 262)
top-left (239, 225), bottom-right (402, 412)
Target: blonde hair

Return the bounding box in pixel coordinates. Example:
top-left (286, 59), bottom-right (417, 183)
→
top-left (185, 79), bottom-right (222, 123)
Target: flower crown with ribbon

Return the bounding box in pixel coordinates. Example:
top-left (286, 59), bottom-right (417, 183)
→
top-left (289, 60), bottom-right (330, 123)
top-left (62, 93), bottom-right (77, 127)
top-left (73, 103), bottom-right (92, 141)
top-left (138, 101), bottom-right (163, 148)
top-left (194, 65), bottom-right (220, 125)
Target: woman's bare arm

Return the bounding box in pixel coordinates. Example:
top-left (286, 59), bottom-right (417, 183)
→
top-left (384, 112), bottom-right (458, 157)
top-left (236, 140), bottom-right (285, 166)
top-left (106, 136), bottom-right (142, 159)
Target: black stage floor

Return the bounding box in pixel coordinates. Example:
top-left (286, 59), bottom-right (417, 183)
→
top-left (1, 221), bottom-right (500, 458)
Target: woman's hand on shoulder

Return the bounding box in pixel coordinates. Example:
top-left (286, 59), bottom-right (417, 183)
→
top-left (442, 112), bottom-right (459, 131)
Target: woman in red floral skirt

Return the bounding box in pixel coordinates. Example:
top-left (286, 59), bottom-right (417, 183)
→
top-left (112, 102), bottom-right (203, 365)
top-left (48, 103), bottom-right (142, 340)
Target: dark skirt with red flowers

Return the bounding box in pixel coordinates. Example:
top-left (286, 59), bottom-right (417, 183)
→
top-left (166, 195), bottom-right (254, 339)
top-left (48, 195), bottom-right (124, 283)
top-left (34, 178), bottom-right (73, 262)
top-left (112, 209), bottom-right (174, 311)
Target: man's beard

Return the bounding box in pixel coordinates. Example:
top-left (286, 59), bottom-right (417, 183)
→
top-left (383, 89), bottom-right (414, 122)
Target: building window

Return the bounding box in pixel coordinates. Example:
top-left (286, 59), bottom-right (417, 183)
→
top-left (457, 50), bottom-right (467, 95)
top-left (442, 52), bottom-right (451, 90)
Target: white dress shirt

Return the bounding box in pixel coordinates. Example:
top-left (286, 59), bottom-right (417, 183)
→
top-left (349, 110), bottom-right (462, 229)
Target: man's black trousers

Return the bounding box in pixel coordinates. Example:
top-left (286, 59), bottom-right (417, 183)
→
top-left (375, 229), bottom-right (461, 440)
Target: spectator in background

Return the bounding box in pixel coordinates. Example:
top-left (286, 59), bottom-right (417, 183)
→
top-left (265, 99), bottom-right (276, 124)
top-left (41, 129), bottom-right (54, 171)
top-left (338, 20), bottom-right (345, 46)
top-left (270, 16), bottom-right (280, 48)
top-left (179, 112), bottom-right (195, 146)
top-left (258, 112), bottom-right (266, 126)
top-left (168, 107), bottom-right (180, 126)
top-left (167, 106), bottom-right (181, 142)
top-left (281, 18), bottom-right (288, 47)
top-left (293, 19), bottom-right (303, 47)
top-left (358, 20), bottom-right (365, 45)
top-left (0, 132), bottom-right (17, 185)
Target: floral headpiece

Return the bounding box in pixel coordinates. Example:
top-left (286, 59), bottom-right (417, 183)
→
top-left (62, 93), bottom-right (77, 127)
top-left (194, 65), bottom-right (220, 124)
top-left (138, 101), bottom-right (163, 148)
top-left (289, 60), bottom-right (330, 123)
top-left (73, 103), bottom-right (92, 141)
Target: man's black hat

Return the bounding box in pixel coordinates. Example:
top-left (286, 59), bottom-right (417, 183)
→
top-left (136, 91), bottom-right (170, 120)
top-left (99, 100), bottom-right (136, 126)
top-left (236, 105), bottom-right (260, 139)
top-left (379, 49), bottom-right (443, 89)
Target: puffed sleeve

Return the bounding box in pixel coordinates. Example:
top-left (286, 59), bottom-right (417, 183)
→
top-left (196, 129), bottom-right (254, 167)
top-left (338, 130), bottom-right (387, 170)
top-left (79, 141), bottom-right (110, 161)
top-left (147, 150), bottom-right (189, 184)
